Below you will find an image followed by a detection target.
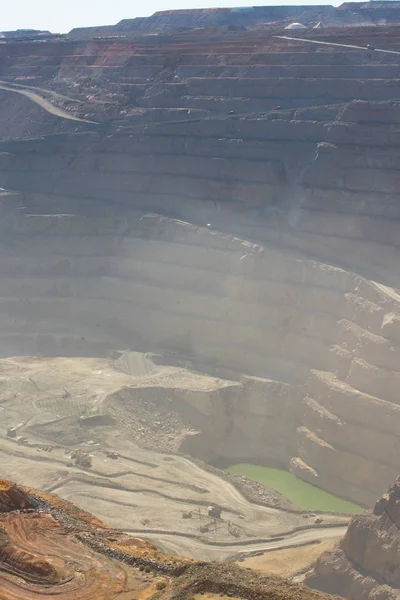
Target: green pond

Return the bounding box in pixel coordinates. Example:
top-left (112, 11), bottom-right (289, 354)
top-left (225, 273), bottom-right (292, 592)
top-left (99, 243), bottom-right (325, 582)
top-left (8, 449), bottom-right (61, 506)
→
top-left (227, 464), bottom-right (364, 514)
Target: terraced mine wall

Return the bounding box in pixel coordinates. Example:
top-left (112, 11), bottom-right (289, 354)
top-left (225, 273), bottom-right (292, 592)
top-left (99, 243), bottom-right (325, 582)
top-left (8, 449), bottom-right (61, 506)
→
top-left (3, 31), bottom-right (400, 126)
top-left (1, 113), bottom-right (400, 506)
top-left (0, 29), bottom-right (399, 507)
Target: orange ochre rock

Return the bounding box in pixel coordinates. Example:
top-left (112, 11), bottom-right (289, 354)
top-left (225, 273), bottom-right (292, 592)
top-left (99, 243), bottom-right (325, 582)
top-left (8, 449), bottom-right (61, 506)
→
top-left (0, 478), bottom-right (341, 600)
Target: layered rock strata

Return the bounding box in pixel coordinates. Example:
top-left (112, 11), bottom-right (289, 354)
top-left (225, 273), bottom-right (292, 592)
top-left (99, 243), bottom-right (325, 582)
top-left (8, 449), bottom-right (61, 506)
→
top-left (306, 477), bottom-right (400, 600)
top-left (0, 27), bottom-right (399, 506)
top-left (2, 28), bottom-right (400, 132)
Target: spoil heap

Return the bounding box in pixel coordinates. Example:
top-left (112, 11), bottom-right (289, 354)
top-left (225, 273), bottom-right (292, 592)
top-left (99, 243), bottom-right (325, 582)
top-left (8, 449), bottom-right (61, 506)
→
top-left (68, 3), bottom-right (400, 37)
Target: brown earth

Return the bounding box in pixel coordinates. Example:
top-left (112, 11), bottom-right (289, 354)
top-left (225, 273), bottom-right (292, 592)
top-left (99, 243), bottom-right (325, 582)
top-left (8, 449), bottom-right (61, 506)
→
top-left (0, 477), bottom-right (342, 600)
top-left (0, 479), bottom-right (185, 600)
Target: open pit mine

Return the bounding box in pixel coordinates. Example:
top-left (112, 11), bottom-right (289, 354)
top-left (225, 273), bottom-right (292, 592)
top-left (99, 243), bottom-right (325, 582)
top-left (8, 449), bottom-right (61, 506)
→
top-left (0, 3), bottom-right (400, 599)
top-left (0, 477), bottom-right (347, 600)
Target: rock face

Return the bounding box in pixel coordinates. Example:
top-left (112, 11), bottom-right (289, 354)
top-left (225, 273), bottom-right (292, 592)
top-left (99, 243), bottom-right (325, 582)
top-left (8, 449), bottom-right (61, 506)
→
top-left (0, 24), bottom-right (399, 508)
top-left (0, 481), bottom-right (34, 511)
top-left (306, 476), bottom-right (400, 600)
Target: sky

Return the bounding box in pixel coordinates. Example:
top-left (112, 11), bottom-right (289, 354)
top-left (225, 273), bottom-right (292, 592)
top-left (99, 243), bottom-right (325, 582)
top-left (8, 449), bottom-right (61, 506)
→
top-left (3, 0), bottom-right (343, 34)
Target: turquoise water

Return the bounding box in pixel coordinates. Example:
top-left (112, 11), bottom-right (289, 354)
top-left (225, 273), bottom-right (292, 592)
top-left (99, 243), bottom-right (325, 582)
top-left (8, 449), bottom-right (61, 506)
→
top-left (227, 463), bottom-right (364, 514)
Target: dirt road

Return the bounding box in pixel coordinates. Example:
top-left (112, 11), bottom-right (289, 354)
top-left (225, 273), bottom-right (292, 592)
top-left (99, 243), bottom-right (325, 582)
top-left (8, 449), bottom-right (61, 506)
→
top-left (276, 35), bottom-right (400, 55)
top-left (0, 81), bottom-right (96, 123)
top-left (135, 526), bottom-right (347, 561)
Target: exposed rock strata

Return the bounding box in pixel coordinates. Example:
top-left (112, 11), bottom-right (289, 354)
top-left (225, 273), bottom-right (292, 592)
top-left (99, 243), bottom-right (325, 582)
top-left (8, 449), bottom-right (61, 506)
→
top-left (0, 27), bottom-right (399, 507)
top-left (306, 477), bottom-right (400, 600)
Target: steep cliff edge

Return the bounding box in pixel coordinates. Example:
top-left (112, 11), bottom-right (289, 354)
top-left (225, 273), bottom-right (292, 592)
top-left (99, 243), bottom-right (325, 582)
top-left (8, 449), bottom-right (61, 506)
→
top-left (306, 477), bottom-right (400, 600)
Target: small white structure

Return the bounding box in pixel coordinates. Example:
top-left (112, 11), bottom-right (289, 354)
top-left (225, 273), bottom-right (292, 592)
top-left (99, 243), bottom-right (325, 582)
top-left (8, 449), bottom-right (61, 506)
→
top-left (313, 21), bottom-right (324, 28)
top-left (285, 22), bottom-right (307, 30)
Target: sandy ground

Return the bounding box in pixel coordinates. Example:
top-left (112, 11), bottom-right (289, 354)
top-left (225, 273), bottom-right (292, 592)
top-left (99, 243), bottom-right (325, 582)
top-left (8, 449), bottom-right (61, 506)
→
top-left (237, 538), bottom-right (340, 578)
top-left (0, 354), bottom-right (348, 561)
